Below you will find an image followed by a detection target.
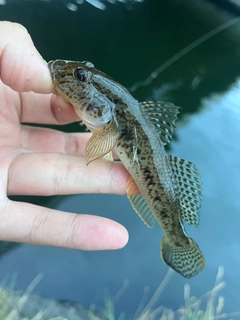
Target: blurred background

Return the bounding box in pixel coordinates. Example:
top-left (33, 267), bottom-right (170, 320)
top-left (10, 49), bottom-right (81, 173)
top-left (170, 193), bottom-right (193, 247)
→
top-left (0, 0), bottom-right (240, 318)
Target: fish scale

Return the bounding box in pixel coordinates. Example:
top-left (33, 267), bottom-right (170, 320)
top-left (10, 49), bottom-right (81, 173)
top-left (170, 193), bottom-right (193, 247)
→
top-left (48, 59), bottom-right (206, 278)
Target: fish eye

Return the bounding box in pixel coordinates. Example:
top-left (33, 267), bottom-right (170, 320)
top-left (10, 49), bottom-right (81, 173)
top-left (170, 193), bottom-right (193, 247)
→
top-left (74, 68), bottom-right (88, 82)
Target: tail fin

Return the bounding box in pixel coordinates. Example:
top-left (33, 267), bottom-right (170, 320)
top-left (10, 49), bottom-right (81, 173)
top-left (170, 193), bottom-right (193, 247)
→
top-left (160, 237), bottom-right (206, 278)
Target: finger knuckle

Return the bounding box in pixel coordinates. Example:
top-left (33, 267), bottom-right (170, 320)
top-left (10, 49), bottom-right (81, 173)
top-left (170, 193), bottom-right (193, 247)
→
top-left (27, 208), bottom-right (49, 244)
top-left (52, 155), bottom-right (71, 194)
top-left (65, 214), bottom-right (82, 248)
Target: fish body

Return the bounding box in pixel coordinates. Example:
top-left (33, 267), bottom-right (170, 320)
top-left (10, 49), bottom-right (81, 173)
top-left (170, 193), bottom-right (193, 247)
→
top-left (48, 60), bottom-right (206, 278)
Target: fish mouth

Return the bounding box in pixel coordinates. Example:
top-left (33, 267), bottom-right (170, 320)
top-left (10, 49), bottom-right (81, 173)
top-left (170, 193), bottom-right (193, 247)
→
top-left (48, 60), bottom-right (55, 82)
top-left (48, 60), bottom-right (69, 83)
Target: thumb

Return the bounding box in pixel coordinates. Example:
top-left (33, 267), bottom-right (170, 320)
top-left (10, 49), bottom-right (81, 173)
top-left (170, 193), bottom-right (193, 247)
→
top-left (0, 21), bottom-right (53, 94)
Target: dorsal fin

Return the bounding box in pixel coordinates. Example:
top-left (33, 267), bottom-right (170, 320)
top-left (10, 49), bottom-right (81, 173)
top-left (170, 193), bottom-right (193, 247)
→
top-left (140, 101), bottom-right (180, 145)
top-left (168, 155), bottom-right (202, 227)
top-left (126, 175), bottom-right (156, 228)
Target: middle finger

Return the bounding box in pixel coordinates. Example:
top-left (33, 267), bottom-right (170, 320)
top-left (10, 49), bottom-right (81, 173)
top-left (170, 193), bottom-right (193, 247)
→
top-left (20, 125), bottom-right (91, 155)
top-left (8, 152), bottom-right (128, 196)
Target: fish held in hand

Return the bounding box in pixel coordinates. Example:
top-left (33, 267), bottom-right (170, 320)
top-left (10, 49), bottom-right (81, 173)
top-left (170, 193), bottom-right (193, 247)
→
top-left (48, 59), bottom-right (206, 278)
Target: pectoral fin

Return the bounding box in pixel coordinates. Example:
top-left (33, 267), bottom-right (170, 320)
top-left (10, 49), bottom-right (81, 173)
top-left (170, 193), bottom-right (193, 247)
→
top-left (101, 152), bottom-right (114, 162)
top-left (85, 130), bottom-right (118, 165)
top-left (126, 175), bottom-right (156, 227)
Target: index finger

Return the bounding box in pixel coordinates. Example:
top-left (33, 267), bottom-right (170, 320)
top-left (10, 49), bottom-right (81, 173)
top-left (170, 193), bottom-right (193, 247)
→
top-left (0, 21), bottom-right (81, 124)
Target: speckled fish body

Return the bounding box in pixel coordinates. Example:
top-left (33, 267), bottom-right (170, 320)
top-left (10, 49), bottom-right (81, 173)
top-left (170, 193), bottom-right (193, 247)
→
top-left (48, 60), bottom-right (206, 278)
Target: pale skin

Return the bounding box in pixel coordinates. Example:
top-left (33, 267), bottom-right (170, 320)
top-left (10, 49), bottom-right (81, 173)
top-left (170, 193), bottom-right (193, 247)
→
top-left (0, 21), bottom-right (129, 250)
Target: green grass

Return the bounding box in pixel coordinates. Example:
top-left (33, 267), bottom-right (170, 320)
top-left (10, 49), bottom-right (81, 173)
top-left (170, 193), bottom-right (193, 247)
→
top-left (0, 267), bottom-right (239, 320)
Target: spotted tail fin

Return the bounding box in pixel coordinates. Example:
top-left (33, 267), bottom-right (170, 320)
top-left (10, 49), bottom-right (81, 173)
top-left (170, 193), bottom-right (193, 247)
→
top-left (160, 237), bottom-right (206, 278)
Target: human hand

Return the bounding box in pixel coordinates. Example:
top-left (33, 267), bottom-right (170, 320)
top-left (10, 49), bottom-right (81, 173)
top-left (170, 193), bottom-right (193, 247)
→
top-left (0, 21), bottom-right (129, 250)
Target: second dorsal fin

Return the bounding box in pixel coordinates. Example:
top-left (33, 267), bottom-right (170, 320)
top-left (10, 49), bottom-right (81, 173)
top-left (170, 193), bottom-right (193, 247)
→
top-left (169, 155), bottom-right (202, 227)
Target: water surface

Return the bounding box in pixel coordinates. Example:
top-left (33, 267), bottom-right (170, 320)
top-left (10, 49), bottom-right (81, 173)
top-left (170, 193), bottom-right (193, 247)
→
top-left (0, 0), bottom-right (239, 317)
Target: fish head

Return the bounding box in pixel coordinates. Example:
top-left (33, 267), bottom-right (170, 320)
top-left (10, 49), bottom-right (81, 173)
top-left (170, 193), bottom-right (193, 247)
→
top-left (48, 60), bottom-right (115, 131)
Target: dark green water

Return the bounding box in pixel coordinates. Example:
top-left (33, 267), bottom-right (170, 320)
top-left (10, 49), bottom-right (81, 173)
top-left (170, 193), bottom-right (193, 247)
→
top-left (0, 0), bottom-right (240, 318)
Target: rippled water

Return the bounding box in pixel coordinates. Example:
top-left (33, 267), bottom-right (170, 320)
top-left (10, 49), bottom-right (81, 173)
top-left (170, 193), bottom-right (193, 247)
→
top-left (0, 0), bottom-right (240, 317)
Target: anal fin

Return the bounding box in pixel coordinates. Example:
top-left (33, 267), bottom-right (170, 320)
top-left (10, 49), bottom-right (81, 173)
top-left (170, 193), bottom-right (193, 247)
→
top-left (126, 175), bottom-right (156, 228)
